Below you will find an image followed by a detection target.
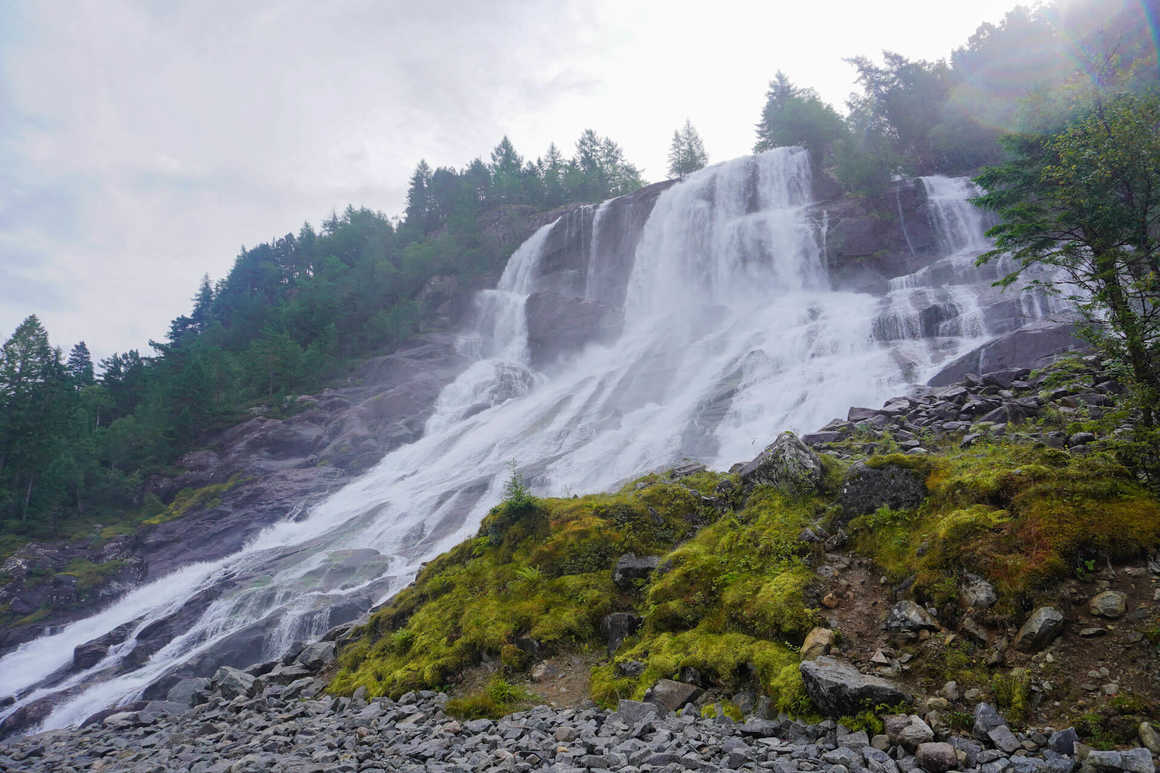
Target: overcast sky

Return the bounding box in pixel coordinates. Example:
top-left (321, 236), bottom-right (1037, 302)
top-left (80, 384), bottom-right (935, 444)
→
top-left (0, 0), bottom-right (1029, 361)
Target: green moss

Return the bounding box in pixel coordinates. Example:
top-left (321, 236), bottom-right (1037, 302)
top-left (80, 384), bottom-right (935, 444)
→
top-left (444, 676), bottom-right (535, 720)
top-left (849, 438), bottom-right (1160, 603)
top-left (59, 558), bottom-right (127, 594)
top-left (144, 475), bottom-right (245, 526)
top-left (840, 708), bottom-right (885, 735)
top-left (991, 668), bottom-right (1031, 724)
top-left (13, 606), bottom-right (51, 626)
top-left (330, 477), bottom-right (731, 699)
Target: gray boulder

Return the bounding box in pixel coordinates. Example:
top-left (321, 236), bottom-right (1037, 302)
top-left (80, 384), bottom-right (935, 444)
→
top-left (839, 461), bottom-right (927, 520)
top-left (885, 600), bottom-right (940, 634)
top-left (1049, 727), bottom-right (1079, 755)
top-left (210, 665), bottom-right (255, 699)
top-left (295, 640), bottom-right (337, 671)
top-left (973, 702), bottom-right (1006, 739)
top-left (916, 742), bottom-right (958, 773)
top-left (165, 677), bottom-right (210, 706)
top-left (799, 656), bottom-right (910, 716)
top-left (1089, 591), bottom-right (1127, 619)
top-left (739, 432), bottom-right (824, 496)
top-left (600, 612), bottom-right (642, 655)
top-left (612, 554), bottom-right (660, 590)
top-left (1014, 607), bottom-right (1065, 652)
top-left (962, 574), bottom-right (998, 609)
top-left (644, 679), bottom-right (703, 712)
top-left (615, 699), bottom-right (660, 724)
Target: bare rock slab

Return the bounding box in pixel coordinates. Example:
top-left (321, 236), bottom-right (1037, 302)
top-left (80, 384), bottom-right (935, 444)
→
top-left (799, 656), bottom-right (910, 716)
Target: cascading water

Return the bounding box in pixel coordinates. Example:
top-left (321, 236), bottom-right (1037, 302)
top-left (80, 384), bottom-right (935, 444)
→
top-left (0, 150), bottom-right (1055, 734)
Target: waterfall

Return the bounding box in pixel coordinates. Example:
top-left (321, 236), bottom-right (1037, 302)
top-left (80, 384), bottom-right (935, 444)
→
top-left (0, 150), bottom-right (1046, 734)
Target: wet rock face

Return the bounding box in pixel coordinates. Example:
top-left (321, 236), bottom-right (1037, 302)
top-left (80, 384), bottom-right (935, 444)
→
top-left (525, 291), bottom-right (621, 368)
top-left (928, 325), bottom-right (1088, 386)
top-left (0, 334), bottom-right (469, 659)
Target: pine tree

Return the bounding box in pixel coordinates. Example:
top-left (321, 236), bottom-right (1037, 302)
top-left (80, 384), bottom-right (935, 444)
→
top-left (667, 119), bottom-right (709, 178)
top-left (66, 341), bottom-right (95, 386)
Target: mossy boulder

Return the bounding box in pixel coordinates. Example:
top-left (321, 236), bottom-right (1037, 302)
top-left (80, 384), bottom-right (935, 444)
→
top-left (739, 432), bottom-right (823, 496)
top-left (839, 459), bottom-right (928, 520)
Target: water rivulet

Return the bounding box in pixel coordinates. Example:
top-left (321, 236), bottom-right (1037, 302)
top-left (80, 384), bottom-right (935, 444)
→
top-left (0, 148), bottom-right (1066, 734)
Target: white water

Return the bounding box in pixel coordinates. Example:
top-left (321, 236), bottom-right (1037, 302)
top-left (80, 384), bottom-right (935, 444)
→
top-left (0, 151), bottom-right (1047, 733)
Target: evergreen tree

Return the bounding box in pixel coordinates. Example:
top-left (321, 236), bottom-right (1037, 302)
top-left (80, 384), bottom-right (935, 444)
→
top-left (66, 341), bottom-right (95, 386)
top-left (667, 119), bottom-right (709, 178)
top-left (190, 274), bottom-right (215, 333)
top-left (404, 160), bottom-right (434, 234)
top-left (754, 71), bottom-right (846, 162)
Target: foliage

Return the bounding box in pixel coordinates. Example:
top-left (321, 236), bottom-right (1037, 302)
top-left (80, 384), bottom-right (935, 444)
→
top-left (667, 119), bottom-right (709, 178)
top-left (974, 92), bottom-right (1160, 432)
top-left (444, 676), bottom-right (535, 720)
top-left (0, 128), bottom-right (646, 540)
top-left (849, 440), bottom-right (1160, 605)
top-left (328, 476), bottom-right (724, 699)
top-left (754, 72), bottom-right (846, 164)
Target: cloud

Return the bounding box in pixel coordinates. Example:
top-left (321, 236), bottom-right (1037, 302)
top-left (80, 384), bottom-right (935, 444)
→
top-left (0, 0), bottom-right (1026, 358)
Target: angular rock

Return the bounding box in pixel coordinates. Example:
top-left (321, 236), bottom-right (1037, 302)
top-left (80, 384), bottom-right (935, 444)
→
top-left (799, 656), bottom-right (910, 716)
top-left (1014, 606), bottom-right (1065, 652)
top-left (1140, 722), bottom-right (1160, 755)
top-left (839, 461), bottom-right (927, 520)
top-left (989, 724), bottom-right (1022, 754)
top-left (885, 600), bottom-right (940, 634)
top-left (211, 665), bottom-right (256, 699)
top-left (165, 677), bottom-right (210, 706)
top-left (1049, 727), bottom-right (1079, 756)
top-left (739, 431), bottom-right (824, 495)
top-left (1089, 591), bottom-right (1127, 619)
top-left (801, 627), bottom-right (836, 660)
top-left (615, 699), bottom-right (660, 724)
top-left (962, 574), bottom-right (998, 609)
top-left (612, 554), bottom-right (660, 590)
top-left (295, 640), bottom-right (337, 670)
top-left (973, 703), bottom-right (1006, 740)
top-left (644, 679), bottom-right (702, 712)
top-left (600, 612), bottom-right (642, 654)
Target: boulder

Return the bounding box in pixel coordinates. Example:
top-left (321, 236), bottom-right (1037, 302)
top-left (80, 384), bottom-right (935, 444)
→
top-left (973, 702), bottom-right (1006, 740)
top-left (615, 699), bottom-right (660, 724)
top-left (1140, 722), bottom-right (1160, 755)
top-left (885, 600), bottom-right (940, 634)
top-left (916, 742), bottom-right (959, 773)
top-left (738, 432), bottom-right (824, 496)
top-left (295, 640), bottom-right (337, 671)
top-left (989, 724), bottom-right (1022, 754)
top-left (644, 679), bottom-right (703, 712)
top-left (1014, 607), bottom-right (1065, 652)
top-left (962, 574), bottom-right (998, 609)
top-left (800, 627), bottom-right (836, 660)
top-left (210, 665), bottom-right (255, 699)
top-left (1050, 727), bottom-right (1079, 756)
top-left (887, 714), bottom-right (935, 750)
top-left (799, 656), bottom-right (910, 716)
top-left (165, 677), bottom-right (210, 706)
top-left (600, 612), bottom-right (642, 655)
top-left (612, 554), bottom-right (660, 590)
top-left (1089, 591), bottom-right (1127, 619)
top-left (839, 462), bottom-right (927, 520)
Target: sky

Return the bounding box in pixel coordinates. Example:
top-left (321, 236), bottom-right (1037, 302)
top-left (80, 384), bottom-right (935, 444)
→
top-left (0, 0), bottom-right (1031, 361)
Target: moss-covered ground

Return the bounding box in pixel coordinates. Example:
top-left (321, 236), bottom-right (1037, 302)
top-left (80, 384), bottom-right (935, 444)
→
top-left (322, 362), bottom-right (1160, 732)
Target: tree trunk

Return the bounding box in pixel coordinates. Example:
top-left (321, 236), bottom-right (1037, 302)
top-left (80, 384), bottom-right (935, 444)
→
top-left (1101, 254), bottom-right (1160, 427)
